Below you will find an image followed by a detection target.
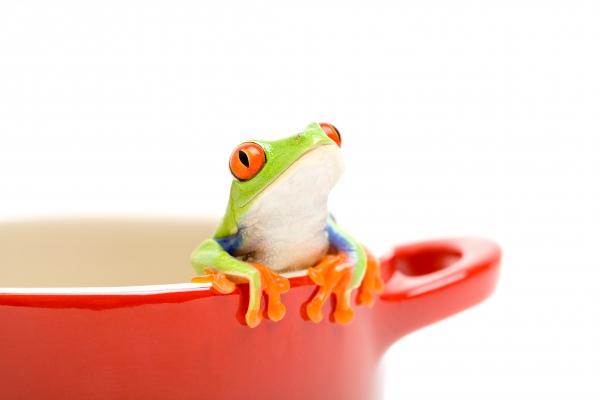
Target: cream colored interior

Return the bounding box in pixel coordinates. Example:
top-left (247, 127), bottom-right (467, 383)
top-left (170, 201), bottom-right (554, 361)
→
top-left (0, 217), bottom-right (218, 289)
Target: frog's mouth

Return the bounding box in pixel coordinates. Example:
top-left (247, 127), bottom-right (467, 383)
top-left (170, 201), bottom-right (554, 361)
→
top-left (244, 143), bottom-right (344, 210)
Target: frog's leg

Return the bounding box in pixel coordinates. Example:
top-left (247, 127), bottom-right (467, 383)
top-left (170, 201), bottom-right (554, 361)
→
top-left (356, 247), bottom-right (384, 306)
top-left (306, 216), bottom-right (368, 324)
top-left (191, 239), bottom-right (289, 328)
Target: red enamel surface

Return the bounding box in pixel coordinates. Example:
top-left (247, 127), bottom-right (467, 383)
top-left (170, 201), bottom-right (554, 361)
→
top-left (0, 238), bottom-right (500, 400)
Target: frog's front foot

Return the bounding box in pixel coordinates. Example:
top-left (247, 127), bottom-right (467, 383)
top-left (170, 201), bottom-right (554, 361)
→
top-left (193, 264), bottom-right (290, 328)
top-left (306, 254), bottom-right (355, 325)
top-left (192, 267), bottom-right (237, 294)
top-left (251, 263), bottom-right (291, 322)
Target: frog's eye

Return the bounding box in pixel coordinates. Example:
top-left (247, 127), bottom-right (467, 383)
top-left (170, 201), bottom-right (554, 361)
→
top-left (229, 142), bottom-right (266, 181)
top-left (319, 123), bottom-right (342, 147)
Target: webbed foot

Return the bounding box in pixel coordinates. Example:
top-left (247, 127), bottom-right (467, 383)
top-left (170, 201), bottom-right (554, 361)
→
top-left (306, 254), bottom-right (355, 325)
top-left (252, 263), bottom-right (291, 322)
top-left (192, 264), bottom-right (290, 328)
top-left (192, 267), bottom-right (236, 294)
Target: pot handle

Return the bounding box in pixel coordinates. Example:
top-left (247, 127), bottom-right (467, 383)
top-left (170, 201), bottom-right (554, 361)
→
top-left (373, 238), bottom-right (501, 351)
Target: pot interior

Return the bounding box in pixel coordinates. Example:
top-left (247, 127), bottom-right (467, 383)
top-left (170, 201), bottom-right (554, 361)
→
top-left (0, 217), bottom-right (217, 288)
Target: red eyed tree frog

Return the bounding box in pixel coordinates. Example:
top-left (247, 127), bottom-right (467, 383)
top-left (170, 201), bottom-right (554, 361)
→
top-left (191, 122), bottom-right (383, 328)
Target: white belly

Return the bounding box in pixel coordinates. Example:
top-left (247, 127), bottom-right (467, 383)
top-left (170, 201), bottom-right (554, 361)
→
top-left (233, 145), bottom-right (343, 271)
top-left (236, 205), bottom-right (330, 271)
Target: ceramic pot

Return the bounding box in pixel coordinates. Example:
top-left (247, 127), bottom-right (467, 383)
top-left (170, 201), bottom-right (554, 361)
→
top-left (0, 218), bottom-right (500, 400)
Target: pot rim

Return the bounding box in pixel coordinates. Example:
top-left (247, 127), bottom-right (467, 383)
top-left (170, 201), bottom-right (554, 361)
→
top-left (0, 270), bottom-right (308, 295)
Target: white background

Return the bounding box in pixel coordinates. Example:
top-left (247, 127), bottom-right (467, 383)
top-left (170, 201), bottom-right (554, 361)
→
top-left (1, 1), bottom-right (599, 398)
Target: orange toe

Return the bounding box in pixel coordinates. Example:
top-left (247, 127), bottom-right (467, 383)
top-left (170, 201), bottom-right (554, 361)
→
top-left (252, 263), bottom-right (290, 322)
top-left (308, 254), bottom-right (344, 285)
top-left (333, 306), bottom-right (355, 325)
top-left (306, 298), bottom-right (325, 323)
top-left (267, 301), bottom-right (286, 321)
top-left (357, 291), bottom-right (374, 306)
top-left (332, 268), bottom-right (354, 324)
top-left (192, 268), bottom-right (236, 294)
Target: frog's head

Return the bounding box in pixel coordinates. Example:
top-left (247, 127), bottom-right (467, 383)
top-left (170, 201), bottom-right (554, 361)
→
top-left (216, 122), bottom-right (344, 236)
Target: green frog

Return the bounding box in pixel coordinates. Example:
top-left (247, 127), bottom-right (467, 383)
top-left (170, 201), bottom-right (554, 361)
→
top-left (191, 122), bottom-right (383, 327)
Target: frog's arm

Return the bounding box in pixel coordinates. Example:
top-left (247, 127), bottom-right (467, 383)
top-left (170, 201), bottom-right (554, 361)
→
top-left (191, 238), bottom-right (262, 325)
top-left (191, 237), bottom-right (252, 277)
top-left (326, 215), bottom-right (367, 288)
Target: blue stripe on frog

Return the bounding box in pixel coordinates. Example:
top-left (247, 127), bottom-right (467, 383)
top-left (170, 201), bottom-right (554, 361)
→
top-left (216, 233), bottom-right (243, 255)
top-left (326, 214), bottom-right (359, 266)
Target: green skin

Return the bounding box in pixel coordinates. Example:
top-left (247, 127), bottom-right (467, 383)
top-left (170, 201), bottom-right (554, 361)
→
top-left (191, 123), bottom-right (366, 324)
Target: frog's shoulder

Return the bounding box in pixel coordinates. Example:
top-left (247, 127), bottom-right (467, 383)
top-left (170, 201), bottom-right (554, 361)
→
top-left (213, 197), bottom-right (242, 255)
top-left (215, 204), bottom-right (237, 238)
top-left (214, 233), bottom-right (242, 254)
top-left (214, 185), bottom-right (240, 238)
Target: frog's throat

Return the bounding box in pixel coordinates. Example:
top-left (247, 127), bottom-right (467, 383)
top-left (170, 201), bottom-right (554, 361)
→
top-left (238, 142), bottom-right (340, 210)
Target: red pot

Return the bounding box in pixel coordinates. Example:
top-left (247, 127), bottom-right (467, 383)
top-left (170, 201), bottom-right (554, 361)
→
top-left (0, 219), bottom-right (500, 400)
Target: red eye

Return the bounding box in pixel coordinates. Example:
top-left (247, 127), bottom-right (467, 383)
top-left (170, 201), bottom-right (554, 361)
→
top-left (319, 123), bottom-right (342, 147)
top-left (229, 142), bottom-right (266, 181)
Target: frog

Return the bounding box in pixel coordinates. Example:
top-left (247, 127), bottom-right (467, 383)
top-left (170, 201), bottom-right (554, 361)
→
top-left (191, 122), bottom-right (383, 328)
